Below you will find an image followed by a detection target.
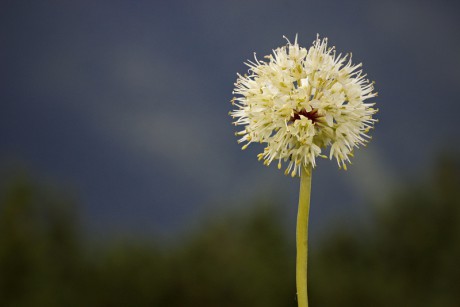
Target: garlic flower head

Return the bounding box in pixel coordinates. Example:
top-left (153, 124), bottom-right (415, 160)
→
top-left (230, 35), bottom-right (378, 177)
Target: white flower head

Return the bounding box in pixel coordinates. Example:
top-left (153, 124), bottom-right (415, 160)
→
top-left (230, 35), bottom-right (378, 177)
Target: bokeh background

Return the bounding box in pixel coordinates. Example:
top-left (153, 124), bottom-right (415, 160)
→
top-left (1, 0), bottom-right (460, 306)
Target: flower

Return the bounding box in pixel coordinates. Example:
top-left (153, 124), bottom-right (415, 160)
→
top-left (230, 35), bottom-right (378, 177)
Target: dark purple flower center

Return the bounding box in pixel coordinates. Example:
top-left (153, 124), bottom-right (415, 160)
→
top-left (289, 108), bottom-right (321, 124)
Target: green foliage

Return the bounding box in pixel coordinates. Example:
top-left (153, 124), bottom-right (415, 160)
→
top-left (0, 175), bottom-right (296, 307)
top-left (310, 156), bottom-right (460, 307)
top-left (0, 175), bottom-right (83, 307)
top-left (0, 156), bottom-right (459, 306)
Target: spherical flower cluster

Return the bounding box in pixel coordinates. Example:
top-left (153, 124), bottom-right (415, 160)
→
top-left (230, 35), bottom-right (378, 177)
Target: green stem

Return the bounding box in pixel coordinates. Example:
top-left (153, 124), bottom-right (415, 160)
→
top-left (296, 165), bottom-right (312, 307)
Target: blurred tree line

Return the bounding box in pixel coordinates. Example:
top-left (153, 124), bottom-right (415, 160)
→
top-left (0, 156), bottom-right (459, 307)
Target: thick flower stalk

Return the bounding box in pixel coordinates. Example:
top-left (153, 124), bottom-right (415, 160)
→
top-left (230, 35), bottom-right (378, 307)
top-left (230, 35), bottom-right (378, 176)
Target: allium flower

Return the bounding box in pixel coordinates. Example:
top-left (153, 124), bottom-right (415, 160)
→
top-left (230, 35), bottom-right (378, 176)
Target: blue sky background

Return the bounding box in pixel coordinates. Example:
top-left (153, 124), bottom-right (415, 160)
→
top-left (1, 0), bottom-right (459, 242)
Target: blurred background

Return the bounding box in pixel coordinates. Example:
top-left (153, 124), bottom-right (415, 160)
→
top-left (1, 0), bottom-right (460, 306)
